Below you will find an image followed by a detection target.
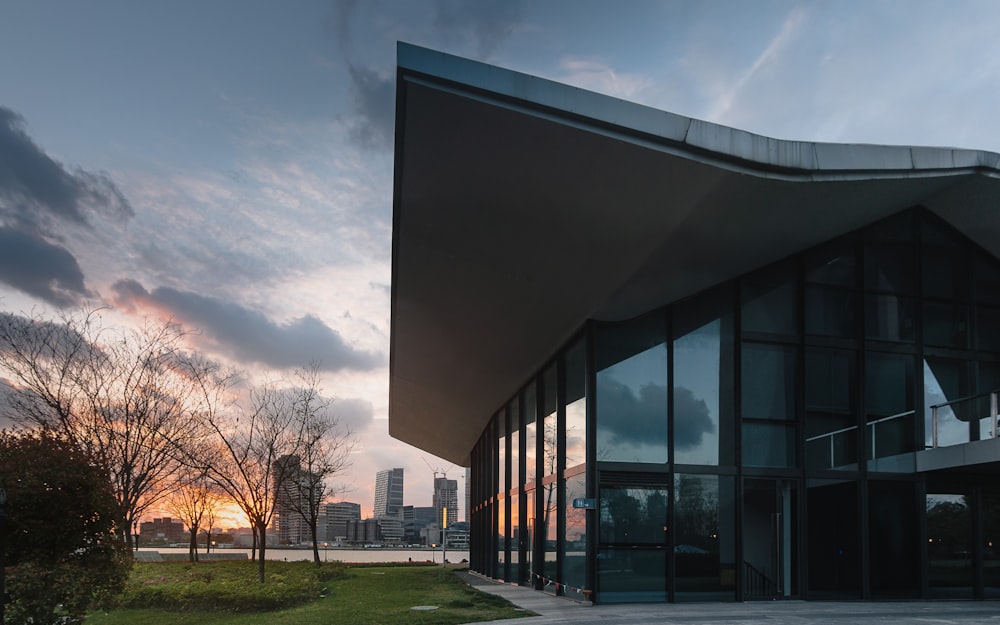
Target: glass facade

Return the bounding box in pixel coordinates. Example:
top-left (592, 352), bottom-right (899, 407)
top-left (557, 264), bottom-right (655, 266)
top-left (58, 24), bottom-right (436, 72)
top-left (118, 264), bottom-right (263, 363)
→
top-left (468, 208), bottom-right (1000, 603)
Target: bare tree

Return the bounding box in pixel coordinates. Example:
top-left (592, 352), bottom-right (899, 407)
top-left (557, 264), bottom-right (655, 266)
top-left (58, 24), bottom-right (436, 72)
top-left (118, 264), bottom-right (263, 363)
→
top-left (0, 309), bottom-right (212, 545)
top-left (198, 377), bottom-right (300, 583)
top-left (167, 466), bottom-right (227, 562)
top-left (276, 365), bottom-right (354, 566)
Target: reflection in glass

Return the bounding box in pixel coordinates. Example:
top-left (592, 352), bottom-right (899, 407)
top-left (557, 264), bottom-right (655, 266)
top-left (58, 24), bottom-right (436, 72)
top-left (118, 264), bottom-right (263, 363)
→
top-left (806, 286), bottom-right (856, 338)
top-left (674, 475), bottom-right (735, 600)
top-left (596, 315), bottom-right (667, 463)
top-left (926, 491), bottom-right (973, 597)
top-left (983, 487), bottom-right (1000, 598)
top-left (673, 286), bottom-right (735, 466)
top-left (600, 486), bottom-right (669, 544)
top-left (497, 417), bottom-right (508, 579)
top-left (562, 471), bottom-right (587, 601)
top-left (924, 358), bottom-right (971, 448)
top-left (564, 338), bottom-right (587, 471)
top-left (524, 386), bottom-right (537, 487)
top-left (741, 260), bottom-right (798, 337)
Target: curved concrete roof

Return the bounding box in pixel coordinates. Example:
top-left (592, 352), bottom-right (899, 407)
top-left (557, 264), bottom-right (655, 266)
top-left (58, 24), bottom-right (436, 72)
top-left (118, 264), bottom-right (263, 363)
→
top-left (390, 42), bottom-right (1000, 466)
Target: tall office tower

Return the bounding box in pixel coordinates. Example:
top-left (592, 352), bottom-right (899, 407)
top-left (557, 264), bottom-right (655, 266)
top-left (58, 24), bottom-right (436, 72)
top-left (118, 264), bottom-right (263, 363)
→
top-left (433, 476), bottom-right (459, 528)
top-left (273, 455), bottom-right (322, 544)
top-left (373, 468), bottom-right (404, 518)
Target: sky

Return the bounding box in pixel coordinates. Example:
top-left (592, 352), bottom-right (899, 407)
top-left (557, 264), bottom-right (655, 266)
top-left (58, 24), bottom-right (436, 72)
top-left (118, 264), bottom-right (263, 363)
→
top-left (3, 0), bottom-right (1000, 521)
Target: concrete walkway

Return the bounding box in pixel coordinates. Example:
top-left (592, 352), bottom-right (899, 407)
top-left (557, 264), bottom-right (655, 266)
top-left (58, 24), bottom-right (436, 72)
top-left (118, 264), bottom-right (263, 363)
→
top-left (458, 573), bottom-right (1000, 625)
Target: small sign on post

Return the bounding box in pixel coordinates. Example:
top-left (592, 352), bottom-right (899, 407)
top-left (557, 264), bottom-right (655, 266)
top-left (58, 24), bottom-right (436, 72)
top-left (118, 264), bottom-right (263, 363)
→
top-left (572, 497), bottom-right (596, 509)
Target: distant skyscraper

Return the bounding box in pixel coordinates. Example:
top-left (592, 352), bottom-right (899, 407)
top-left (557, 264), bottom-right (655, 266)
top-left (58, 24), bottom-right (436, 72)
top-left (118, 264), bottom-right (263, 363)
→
top-left (433, 476), bottom-right (458, 528)
top-left (273, 455), bottom-right (322, 544)
top-left (465, 468), bottom-right (471, 523)
top-left (373, 468), bottom-right (404, 518)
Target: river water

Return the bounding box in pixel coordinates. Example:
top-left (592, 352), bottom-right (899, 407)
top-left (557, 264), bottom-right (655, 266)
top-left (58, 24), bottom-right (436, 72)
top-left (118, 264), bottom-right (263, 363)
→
top-left (143, 546), bottom-right (470, 564)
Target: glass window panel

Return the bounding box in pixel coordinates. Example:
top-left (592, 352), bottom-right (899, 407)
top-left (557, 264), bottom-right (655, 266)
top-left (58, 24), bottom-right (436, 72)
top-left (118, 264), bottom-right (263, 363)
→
top-left (976, 307), bottom-right (1000, 353)
top-left (673, 299), bottom-right (735, 465)
top-left (600, 486), bottom-right (669, 544)
top-left (923, 301), bottom-right (969, 349)
top-left (498, 431), bottom-right (507, 495)
top-left (497, 495), bottom-right (507, 580)
top-left (524, 386), bottom-right (537, 487)
top-left (864, 213), bottom-right (915, 295)
top-left (596, 315), bottom-right (668, 463)
top-left (805, 240), bottom-right (857, 287)
top-left (562, 471), bottom-right (588, 601)
top-left (741, 261), bottom-right (798, 337)
top-left (742, 422), bottom-right (797, 468)
top-left (741, 343), bottom-right (797, 421)
top-left (598, 547), bottom-right (667, 602)
top-left (865, 353), bottom-right (915, 461)
top-left (865, 294), bottom-right (916, 342)
top-left (805, 348), bottom-right (857, 471)
top-left (510, 428), bottom-right (520, 492)
top-left (926, 490), bottom-right (973, 597)
top-left (564, 339), bottom-right (587, 472)
top-left (974, 254), bottom-right (1000, 307)
top-left (805, 285), bottom-right (857, 338)
top-left (924, 358), bottom-right (972, 448)
top-left (509, 492), bottom-right (520, 569)
top-left (674, 475), bottom-right (736, 600)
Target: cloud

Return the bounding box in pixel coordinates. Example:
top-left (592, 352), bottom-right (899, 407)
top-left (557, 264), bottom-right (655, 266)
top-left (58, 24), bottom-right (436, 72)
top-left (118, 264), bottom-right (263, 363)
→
top-left (596, 377), bottom-right (714, 451)
top-left (0, 106), bottom-right (133, 307)
top-left (0, 227), bottom-right (89, 306)
top-left (346, 64), bottom-right (395, 150)
top-left (332, 396), bottom-right (374, 433)
top-left (0, 106), bottom-right (132, 229)
top-left (433, 0), bottom-right (524, 59)
top-left (111, 279), bottom-right (384, 372)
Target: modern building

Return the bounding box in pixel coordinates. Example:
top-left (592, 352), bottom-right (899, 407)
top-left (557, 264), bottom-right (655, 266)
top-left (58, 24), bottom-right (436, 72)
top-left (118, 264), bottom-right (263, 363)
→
top-left (390, 44), bottom-right (1000, 604)
top-left (373, 468), bottom-right (404, 518)
top-left (325, 501), bottom-right (361, 542)
top-left (434, 476), bottom-right (459, 529)
top-left (273, 455), bottom-right (322, 545)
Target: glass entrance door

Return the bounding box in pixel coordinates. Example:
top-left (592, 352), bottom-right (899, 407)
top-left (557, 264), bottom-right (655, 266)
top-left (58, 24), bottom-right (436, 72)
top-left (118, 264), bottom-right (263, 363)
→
top-left (598, 482), bottom-right (670, 602)
top-left (743, 479), bottom-right (798, 599)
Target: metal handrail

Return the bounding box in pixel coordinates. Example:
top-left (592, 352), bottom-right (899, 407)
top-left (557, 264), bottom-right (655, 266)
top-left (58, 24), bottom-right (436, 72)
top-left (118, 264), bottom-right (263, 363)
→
top-left (930, 390), bottom-right (1000, 449)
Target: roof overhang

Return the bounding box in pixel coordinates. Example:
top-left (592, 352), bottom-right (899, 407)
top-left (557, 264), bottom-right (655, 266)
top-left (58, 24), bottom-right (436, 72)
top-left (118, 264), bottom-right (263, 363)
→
top-left (390, 43), bottom-right (1000, 466)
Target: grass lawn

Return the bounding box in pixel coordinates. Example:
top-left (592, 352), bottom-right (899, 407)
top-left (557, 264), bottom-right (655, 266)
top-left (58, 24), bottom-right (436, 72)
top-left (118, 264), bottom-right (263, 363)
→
top-left (87, 561), bottom-right (531, 625)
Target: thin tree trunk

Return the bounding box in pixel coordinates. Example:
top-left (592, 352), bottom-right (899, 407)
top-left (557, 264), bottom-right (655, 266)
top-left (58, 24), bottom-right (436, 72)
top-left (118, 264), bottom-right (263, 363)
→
top-left (204, 529), bottom-right (212, 554)
top-left (257, 524), bottom-right (267, 583)
top-left (251, 530), bottom-right (257, 562)
top-left (189, 529), bottom-right (199, 563)
top-left (311, 522), bottom-right (321, 566)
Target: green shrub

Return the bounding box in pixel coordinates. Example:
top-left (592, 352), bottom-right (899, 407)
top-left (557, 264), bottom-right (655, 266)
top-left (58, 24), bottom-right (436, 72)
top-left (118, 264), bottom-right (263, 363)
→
top-left (119, 561), bottom-right (348, 612)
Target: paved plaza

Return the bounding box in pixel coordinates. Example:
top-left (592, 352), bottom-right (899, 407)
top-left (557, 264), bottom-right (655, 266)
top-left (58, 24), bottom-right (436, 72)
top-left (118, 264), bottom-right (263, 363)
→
top-left (459, 573), bottom-right (1000, 625)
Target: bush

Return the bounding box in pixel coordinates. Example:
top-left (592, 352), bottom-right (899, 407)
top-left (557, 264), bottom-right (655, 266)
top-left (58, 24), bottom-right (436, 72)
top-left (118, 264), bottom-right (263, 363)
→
top-left (119, 561), bottom-right (348, 612)
top-left (0, 430), bottom-right (131, 624)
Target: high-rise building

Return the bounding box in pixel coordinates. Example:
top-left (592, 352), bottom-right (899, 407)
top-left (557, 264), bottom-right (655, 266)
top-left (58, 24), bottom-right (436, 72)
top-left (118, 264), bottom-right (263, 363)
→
top-left (273, 455), bottom-right (322, 545)
top-left (373, 467), bottom-right (404, 518)
top-left (433, 476), bottom-right (458, 529)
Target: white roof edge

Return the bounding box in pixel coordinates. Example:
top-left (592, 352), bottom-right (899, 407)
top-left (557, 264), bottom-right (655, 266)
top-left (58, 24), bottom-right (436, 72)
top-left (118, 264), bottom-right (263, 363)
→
top-left (398, 42), bottom-right (1000, 176)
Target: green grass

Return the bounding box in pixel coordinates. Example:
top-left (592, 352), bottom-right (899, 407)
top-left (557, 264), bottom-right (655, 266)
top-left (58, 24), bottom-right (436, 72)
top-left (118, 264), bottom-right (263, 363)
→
top-left (87, 562), bottom-right (531, 625)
